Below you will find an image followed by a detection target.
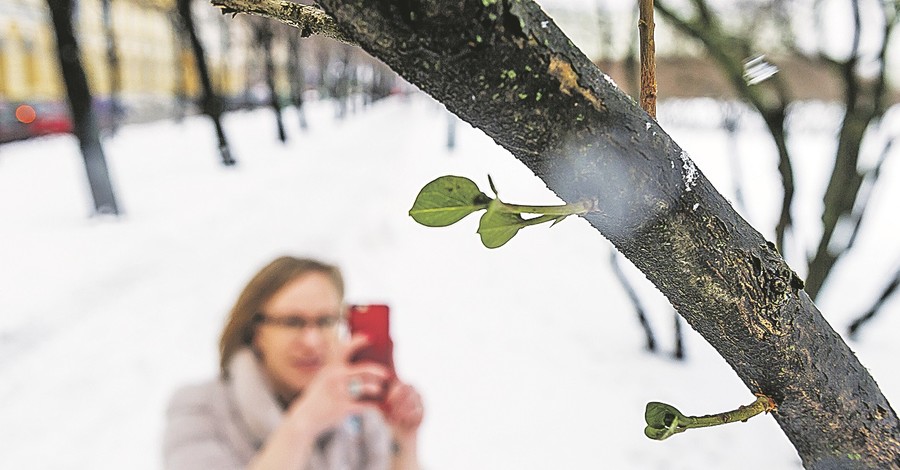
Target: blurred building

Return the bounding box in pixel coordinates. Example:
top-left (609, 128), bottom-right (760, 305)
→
top-left (0, 0), bottom-right (396, 143)
top-left (0, 0), bottom-right (270, 140)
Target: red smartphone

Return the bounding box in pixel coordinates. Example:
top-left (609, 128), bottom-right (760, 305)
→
top-left (348, 304), bottom-right (396, 401)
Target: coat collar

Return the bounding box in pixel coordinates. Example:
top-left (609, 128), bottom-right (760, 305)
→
top-left (226, 348), bottom-right (284, 445)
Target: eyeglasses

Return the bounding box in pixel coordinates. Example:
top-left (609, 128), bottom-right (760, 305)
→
top-left (257, 313), bottom-right (342, 331)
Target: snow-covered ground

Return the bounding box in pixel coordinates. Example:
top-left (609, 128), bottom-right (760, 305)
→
top-left (0, 93), bottom-right (897, 469)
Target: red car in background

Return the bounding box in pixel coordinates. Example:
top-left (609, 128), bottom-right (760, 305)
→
top-left (0, 99), bottom-right (123, 144)
top-left (0, 101), bottom-right (74, 143)
top-left (0, 101), bottom-right (33, 143)
top-left (26, 101), bottom-right (74, 136)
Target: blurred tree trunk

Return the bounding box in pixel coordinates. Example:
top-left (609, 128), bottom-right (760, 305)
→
top-left (286, 32), bottom-right (308, 130)
top-left (168, 11), bottom-right (189, 120)
top-left (176, 0), bottom-right (235, 165)
top-left (214, 1), bottom-right (899, 467)
top-left (47, 0), bottom-right (119, 215)
top-left (333, 45), bottom-right (352, 119)
top-left (100, 0), bottom-right (123, 133)
top-left (252, 23), bottom-right (287, 142)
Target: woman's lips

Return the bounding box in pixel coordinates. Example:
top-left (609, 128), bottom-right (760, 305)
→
top-left (291, 358), bottom-right (322, 370)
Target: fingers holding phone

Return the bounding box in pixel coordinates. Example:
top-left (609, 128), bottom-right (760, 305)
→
top-left (384, 382), bottom-right (425, 436)
top-left (286, 357), bottom-right (390, 437)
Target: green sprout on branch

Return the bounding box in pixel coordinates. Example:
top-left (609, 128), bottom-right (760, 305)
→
top-left (408, 175), bottom-right (597, 249)
top-left (644, 394), bottom-right (777, 441)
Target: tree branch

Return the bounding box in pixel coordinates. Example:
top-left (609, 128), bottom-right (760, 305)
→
top-left (804, 1), bottom-right (897, 299)
top-left (210, 0), bottom-right (355, 44)
top-left (847, 265), bottom-right (900, 339)
top-left (638, 0), bottom-right (656, 119)
top-left (847, 136), bottom-right (893, 249)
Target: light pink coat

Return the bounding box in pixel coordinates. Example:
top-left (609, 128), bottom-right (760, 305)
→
top-left (163, 349), bottom-right (392, 470)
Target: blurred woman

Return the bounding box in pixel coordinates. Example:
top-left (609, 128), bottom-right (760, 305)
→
top-left (164, 256), bottom-right (424, 469)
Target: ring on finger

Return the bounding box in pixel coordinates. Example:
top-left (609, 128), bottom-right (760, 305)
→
top-left (348, 377), bottom-right (364, 400)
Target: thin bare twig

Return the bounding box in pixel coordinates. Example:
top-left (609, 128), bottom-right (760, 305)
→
top-left (638, 0), bottom-right (657, 118)
top-left (848, 265), bottom-right (900, 339)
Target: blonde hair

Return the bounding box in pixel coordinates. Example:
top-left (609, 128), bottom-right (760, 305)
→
top-left (218, 256), bottom-right (344, 377)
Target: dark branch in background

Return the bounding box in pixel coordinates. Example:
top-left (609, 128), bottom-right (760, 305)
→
top-left (176, 0), bottom-right (235, 166)
top-left (689, 0), bottom-right (714, 25)
top-left (672, 309), bottom-right (684, 360)
top-left (804, 1), bottom-right (897, 299)
top-left (286, 30), bottom-right (309, 130)
top-left (655, 0), bottom-right (795, 257)
top-left (848, 266), bottom-right (900, 339)
top-left (252, 21), bottom-right (287, 143)
top-left (846, 137), bottom-right (894, 249)
top-left (609, 251), bottom-right (656, 352)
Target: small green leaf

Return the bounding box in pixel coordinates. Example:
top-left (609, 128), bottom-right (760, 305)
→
top-left (409, 176), bottom-right (491, 227)
top-left (477, 202), bottom-right (527, 248)
top-left (644, 402), bottom-right (688, 441)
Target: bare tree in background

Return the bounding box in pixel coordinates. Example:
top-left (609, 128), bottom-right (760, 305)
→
top-left (47, 0), bottom-right (119, 215)
top-left (176, 0), bottom-right (236, 165)
top-left (100, 0), bottom-right (124, 133)
top-left (251, 20), bottom-right (288, 142)
top-left (286, 29), bottom-right (309, 130)
top-left (654, 0), bottom-right (900, 335)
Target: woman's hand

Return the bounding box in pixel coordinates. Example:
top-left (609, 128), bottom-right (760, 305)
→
top-left (285, 335), bottom-right (390, 437)
top-left (383, 381), bottom-right (425, 443)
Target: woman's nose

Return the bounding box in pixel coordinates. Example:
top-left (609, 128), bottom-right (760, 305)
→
top-left (294, 325), bottom-right (326, 347)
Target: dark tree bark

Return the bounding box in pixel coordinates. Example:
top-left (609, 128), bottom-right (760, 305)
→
top-left (47, 0), bottom-right (119, 215)
top-left (212, 0), bottom-right (900, 467)
top-left (177, 0), bottom-right (236, 165)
